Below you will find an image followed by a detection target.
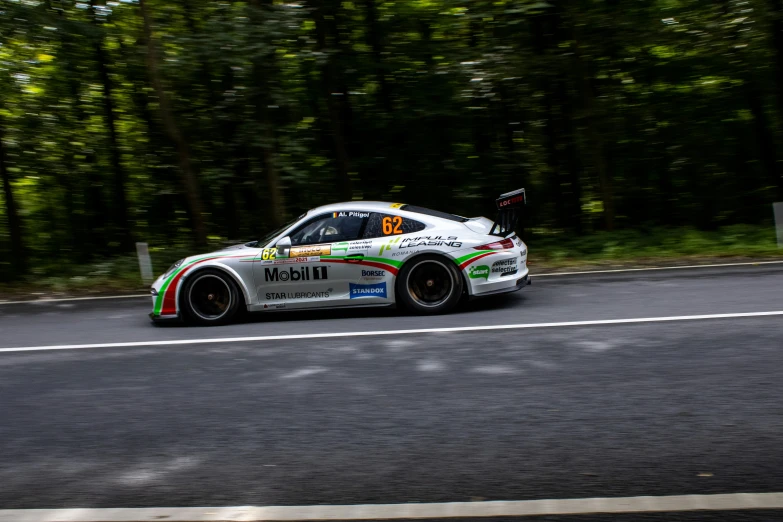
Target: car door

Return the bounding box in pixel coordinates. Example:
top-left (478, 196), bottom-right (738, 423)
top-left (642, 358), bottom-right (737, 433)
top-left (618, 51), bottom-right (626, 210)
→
top-left (253, 211), bottom-right (368, 309)
top-left (345, 212), bottom-right (427, 303)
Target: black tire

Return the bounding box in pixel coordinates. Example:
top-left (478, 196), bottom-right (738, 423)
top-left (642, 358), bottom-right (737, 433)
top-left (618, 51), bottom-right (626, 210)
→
top-left (180, 268), bottom-right (243, 326)
top-left (396, 255), bottom-right (464, 315)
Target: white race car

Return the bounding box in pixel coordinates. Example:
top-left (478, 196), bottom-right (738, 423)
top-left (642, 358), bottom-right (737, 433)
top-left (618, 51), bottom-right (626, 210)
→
top-left (150, 189), bottom-right (529, 325)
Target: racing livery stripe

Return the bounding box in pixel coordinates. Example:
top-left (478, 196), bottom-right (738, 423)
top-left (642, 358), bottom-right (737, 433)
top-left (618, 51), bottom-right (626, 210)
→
top-left (153, 255), bottom-right (221, 315)
top-left (320, 255), bottom-right (402, 271)
top-left (454, 250), bottom-right (494, 265)
top-left (153, 254), bottom-right (249, 316)
top-left (455, 250), bottom-right (496, 270)
top-left (458, 251), bottom-right (496, 270)
top-left (321, 258), bottom-right (400, 275)
top-left (361, 256), bottom-right (403, 268)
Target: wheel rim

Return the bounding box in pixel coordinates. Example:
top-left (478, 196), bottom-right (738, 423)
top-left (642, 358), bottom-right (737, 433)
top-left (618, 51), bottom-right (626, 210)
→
top-left (188, 274), bottom-right (232, 321)
top-left (406, 260), bottom-right (454, 308)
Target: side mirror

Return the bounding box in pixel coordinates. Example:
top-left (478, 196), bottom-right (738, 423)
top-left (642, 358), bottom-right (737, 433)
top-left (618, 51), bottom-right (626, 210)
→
top-left (276, 236), bottom-right (292, 258)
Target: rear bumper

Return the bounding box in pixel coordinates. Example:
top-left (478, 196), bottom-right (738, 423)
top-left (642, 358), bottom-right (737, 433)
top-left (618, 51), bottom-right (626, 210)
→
top-left (470, 273), bottom-right (530, 298)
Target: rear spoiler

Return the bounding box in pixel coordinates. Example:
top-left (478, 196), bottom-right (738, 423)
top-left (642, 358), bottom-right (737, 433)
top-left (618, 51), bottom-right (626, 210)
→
top-left (490, 188), bottom-right (526, 236)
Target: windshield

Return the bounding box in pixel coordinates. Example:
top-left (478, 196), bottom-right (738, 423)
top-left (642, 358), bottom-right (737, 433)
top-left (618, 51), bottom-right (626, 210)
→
top-left (257, 217), bottom-right (300, 247)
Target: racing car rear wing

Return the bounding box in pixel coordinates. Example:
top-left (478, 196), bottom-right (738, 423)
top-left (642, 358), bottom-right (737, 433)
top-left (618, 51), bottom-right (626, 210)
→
top-left (490, 188), bottom-right (526, 237)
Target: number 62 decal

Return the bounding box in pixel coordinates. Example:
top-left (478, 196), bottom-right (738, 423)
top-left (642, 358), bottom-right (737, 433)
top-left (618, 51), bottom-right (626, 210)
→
top-left (382, 216), bottom-right (403, 235)
top-left (261, 248), bottom-right (277, 260)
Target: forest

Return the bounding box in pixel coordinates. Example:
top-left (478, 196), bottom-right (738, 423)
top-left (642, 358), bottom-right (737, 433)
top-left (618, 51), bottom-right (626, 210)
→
top-left (2, 0), bottom-right (783, 283)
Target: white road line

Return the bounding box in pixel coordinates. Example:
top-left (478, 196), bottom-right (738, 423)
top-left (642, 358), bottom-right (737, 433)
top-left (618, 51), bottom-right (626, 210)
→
top-left (0, 492), bottom-right (781, 521)
top-left (2, 310), bottom-right (782, 354)
top-left (534, 259), bottom-right (783, 277)
top-left (0, 294), bottom-right (148, 306)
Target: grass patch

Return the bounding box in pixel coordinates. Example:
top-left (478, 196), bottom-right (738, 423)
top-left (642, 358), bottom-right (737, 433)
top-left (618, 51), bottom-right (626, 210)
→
top-left (531, 225), bottom-right (782, 267)
top-left (0, 244), bottom-right (197, 299)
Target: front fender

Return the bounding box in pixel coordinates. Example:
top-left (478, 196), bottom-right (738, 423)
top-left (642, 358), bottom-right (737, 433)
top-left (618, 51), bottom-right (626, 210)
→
top-left (151, 252), bottom-right (256, 317)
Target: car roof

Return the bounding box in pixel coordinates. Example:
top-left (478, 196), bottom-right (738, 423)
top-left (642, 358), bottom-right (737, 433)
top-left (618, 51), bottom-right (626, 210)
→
top-left (306, 201), bottom-right (469, 226)
top-left (308, 201), bottom-right (405, 213)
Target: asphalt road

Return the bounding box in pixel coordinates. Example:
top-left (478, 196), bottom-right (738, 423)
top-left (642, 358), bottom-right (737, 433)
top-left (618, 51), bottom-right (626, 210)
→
top-left (0, 264), bottom-right (782, 518)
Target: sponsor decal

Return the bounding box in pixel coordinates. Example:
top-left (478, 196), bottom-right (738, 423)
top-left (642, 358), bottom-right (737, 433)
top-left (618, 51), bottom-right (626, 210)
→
top-left (400, 236), bottom-right (463, 249)
top-left (389, 203), bottom-right (405, 209)
top-left (333, 211), bottom-right (370, 218)
top-left (379, 236), bottom-right (402, 256)
top-left (260, 256), bottom-right (320, 265)
top-left (265, 291), bottom-right (331, 300)
top-left (391, 249), bottom-right (419, 257)
top-left (290, 244), bottom-right (331, 257)
top-left (468, 265), bottom-right (490, 280)
top-left (333, 240), bottom-right (372, 254)
top-left (491, 258), bottom-right (518, 274)
top-left (264, 266), bottom-right (328, 282)
top-left (349, 282), bottom-right (387, 299)
top-left (361, 269), bottom-right (386, 279)
top-left (262, 303), bottom-right (286, 309)
top-left (498, 193), bottom-right (526, 208)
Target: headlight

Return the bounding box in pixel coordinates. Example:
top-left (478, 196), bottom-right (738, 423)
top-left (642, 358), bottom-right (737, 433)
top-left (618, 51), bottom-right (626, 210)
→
top-left (163, 259), bottom-right (184, 279)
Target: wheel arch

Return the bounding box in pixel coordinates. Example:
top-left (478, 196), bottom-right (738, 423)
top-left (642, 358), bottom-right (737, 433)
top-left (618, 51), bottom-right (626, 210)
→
top-left (395, 251), bottom-right (469, 297)
top-left (177, 264), bottom-right (250, 311)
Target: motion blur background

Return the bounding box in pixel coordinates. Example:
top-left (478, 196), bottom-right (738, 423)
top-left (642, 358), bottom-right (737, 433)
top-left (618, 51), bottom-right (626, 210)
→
top-left (2, 0), bottom-right (783, 290)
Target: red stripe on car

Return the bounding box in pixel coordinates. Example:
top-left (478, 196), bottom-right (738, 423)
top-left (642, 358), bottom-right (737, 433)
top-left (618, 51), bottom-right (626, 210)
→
top-left (322, 258), bottom-right (399, 276)
top-left (458, 252), bottom-right (495, 271)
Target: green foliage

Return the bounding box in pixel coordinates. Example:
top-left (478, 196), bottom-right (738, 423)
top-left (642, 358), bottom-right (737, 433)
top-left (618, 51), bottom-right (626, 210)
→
top-left (534, 225), bottom-right (781, 264)
top-left (1, 0), bottom-right (783, 283)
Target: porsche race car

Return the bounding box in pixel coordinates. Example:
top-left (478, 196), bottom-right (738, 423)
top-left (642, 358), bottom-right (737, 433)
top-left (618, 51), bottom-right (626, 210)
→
top-left (150, 189), bottom-right (529, 325)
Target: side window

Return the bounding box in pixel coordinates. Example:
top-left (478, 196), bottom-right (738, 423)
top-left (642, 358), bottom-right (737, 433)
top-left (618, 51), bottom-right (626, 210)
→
top-left (363, 213), bottom-right (426, 239)
top-left (288, 212), bottom-right (369, 246)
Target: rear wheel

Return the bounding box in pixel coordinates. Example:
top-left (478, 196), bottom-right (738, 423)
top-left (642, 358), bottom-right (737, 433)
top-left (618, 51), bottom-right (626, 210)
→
top-left (180, 269), bottom-right (243, 326)
top-left (396, 255), bottom-right (463, 315)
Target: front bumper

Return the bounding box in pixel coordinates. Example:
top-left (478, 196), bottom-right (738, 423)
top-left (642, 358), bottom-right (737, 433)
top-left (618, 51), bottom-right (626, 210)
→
top-left (149, 286), bottom-right (180, 323)
top-left (149, 312), bottom-right (181, 323)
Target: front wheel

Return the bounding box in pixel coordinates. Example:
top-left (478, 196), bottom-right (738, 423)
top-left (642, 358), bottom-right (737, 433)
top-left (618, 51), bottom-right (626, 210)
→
top-left (180, 269), bottom-right (243, 326)
top-left (396, 255), bottom-right (464, 315)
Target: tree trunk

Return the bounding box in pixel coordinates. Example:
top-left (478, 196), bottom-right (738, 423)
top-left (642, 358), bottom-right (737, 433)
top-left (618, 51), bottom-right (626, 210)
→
top-left (363, 0), bottom-right (392, 112)
top-left (248, 0), bottom-right (288, 226)
top-left (138, 0), bottom-right (207, 246)
top-left (572, 35), bottom-right (614, 231)
top-left (91, 0), bottom-right (133, 252)
top-left (312, 0), bottom-right (354, 201)
top-left (0, 121), bottom-right (25, 274)
top-left (745, 76), bottom-right (781, 198)
top-left (769, 0), bottom-right (783, 198)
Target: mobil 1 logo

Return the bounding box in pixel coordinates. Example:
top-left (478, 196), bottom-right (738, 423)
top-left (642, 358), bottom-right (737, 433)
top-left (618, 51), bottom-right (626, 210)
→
top-left (265, 266), bottom-right (328, 282)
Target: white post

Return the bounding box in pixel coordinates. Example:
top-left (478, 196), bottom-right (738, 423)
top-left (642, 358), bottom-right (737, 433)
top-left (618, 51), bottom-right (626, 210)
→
top-left (775, 202), bottom-right (783, 248)
top-left (136, 242), bottom-right (154, 284)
